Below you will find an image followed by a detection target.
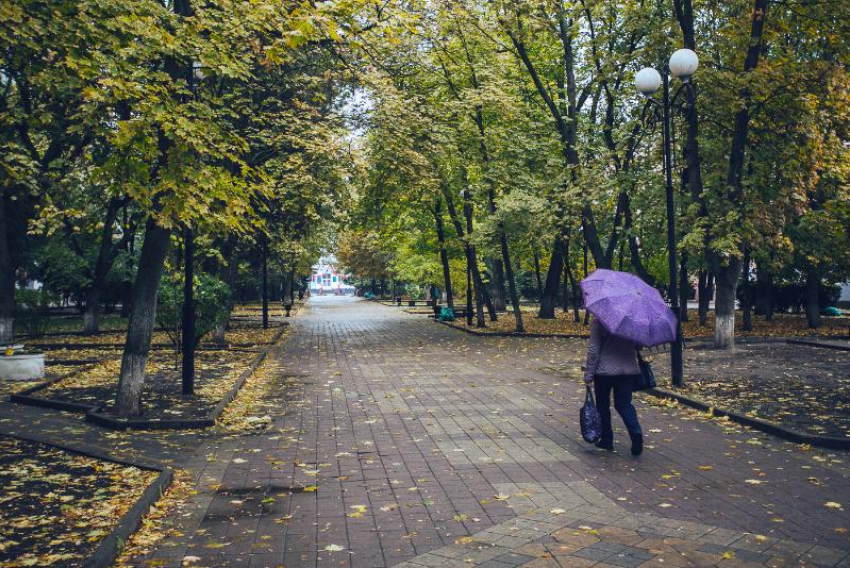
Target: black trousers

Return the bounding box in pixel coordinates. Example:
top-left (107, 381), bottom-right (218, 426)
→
top-left (593, 374), bottom-right (643, 443)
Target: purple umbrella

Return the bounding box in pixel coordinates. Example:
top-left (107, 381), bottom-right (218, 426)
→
top-left (580, 269), bottom-right (677, 347)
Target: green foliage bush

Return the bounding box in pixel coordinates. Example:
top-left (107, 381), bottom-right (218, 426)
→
top-left (14, 289), bottom-right (57, 338)
top-left (157, 273), bottom-right (231, 352)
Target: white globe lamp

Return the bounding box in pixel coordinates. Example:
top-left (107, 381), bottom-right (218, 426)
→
top-left (192, 60), bottom-right (205, 81)
top-left (669, 49), bottom-right (699, 81)
top-left (635, 67), bottom-right (662, 97)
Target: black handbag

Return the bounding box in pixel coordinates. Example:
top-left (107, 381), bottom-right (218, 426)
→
top-left (634, 352), bottom-right (657, 391)
top-left (580, 386), bottom-right (602, 443)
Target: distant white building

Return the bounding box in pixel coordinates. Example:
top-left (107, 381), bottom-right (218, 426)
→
top-left (309, 255), bottom-right (354, 296)
top-left (838, 283), bottom-right (850, 308)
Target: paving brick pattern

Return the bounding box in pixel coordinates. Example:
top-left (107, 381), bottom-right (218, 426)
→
top-left (140, 297), bottom-right (850, 567)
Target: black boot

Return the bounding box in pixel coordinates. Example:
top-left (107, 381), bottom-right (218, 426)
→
top-left (595, 440), bottom-right (613, 451)
top-left (630, 433), bottom-right (643, 456)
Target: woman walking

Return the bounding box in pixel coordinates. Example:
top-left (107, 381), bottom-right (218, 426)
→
top-left (584, 318), bottom-right (643, 455)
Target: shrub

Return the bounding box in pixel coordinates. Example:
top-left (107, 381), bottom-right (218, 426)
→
top-left (157, 273), bottom-right (231, 352)
top-left (14, 289), bottom-right (57, 338)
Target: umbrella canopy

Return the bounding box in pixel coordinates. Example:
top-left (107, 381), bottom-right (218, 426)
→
top-left (580, 269), bottom-right (677, 347)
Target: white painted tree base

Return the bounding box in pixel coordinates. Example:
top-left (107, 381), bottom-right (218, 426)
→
top-left (714, 314), bottom-right (735, 349)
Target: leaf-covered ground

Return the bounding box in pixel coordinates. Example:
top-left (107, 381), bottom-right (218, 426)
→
top-left (541, 339), bottom-right (850, 438)
top-left (0, 436), bottom-right (157, 567)
top-left (652, 344), bottom-right (850, 438)
top-left (230, 300), bottom-right (304, 319)
top-left (36, 348), bottom-right (257, 420)
top-left (4, 314), bottom-right (286, 421)
top-left (114, 353), bottom-right (302, 565)
top-left (445, 308), bottom-right (850, 338)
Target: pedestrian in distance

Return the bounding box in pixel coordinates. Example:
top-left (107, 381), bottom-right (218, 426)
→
top-left (583, 318), bottom-right (643, 455)
top-left (579, 268), bottom-right (679, 457)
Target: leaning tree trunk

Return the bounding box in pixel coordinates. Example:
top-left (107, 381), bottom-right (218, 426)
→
top-left (0, 194), bottom-right (14, 344)
top-left (498, 228), bottom-right (524, 332)
top-left (116, 220), bottom-right (172, 418)
top-left (805, 268), bottom-right (821, 329)
top-left (713, 258), bottom-right (742, 349)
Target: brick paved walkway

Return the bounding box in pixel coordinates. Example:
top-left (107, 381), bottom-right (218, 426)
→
top-left (141, 297), bottom-right (850, 567)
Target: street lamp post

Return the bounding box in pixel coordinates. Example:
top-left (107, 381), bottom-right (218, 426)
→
top-left (635, 49), bottom-right (699, 388)
top-left (182, 61), bottom-right (205, 396)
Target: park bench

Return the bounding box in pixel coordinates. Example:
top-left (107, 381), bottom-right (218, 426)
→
top-left (428, 306), bottom-right (469, 320)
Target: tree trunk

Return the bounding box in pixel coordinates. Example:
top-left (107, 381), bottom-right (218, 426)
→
top-left (712, 0), bottom-right (768, 349)
top-left (83, 287), bottom-right (102, 335)
top-left (698, 270), bottom-right (713, 326)
top-left (538, 239), bottom-right (563, 319)
top-left (741, 248), bottom-right (753, 332)
top-left (498, 229), bottom-right (523, 332)
top-left (583, 239), bottom-right (590, 325)
top-left (80, 198), bottom-right (129, 335)
top-left (116, 220), bottom-right (172, 418)
top-left (466, 261), bottom-right (473, 326)
top-left (261, 239), bottom-right (268, 329)
top-left (444, 187), bottom-right (496, 320)
top-left (490, 259), bottom-right (507, 312)
top-left (566, 261), bottom-right (581, 322)
top-left (434, 199), bottom-right (454, 309)
top-left (181, 227), bottom-right (195, 394)
top-left (713, 259), bottom-right (742, 349)
top-left (0, 193), bottom-right (14, 344)
top-left (282, 270), bottom-right (293, 305)
top-left (679, 252), bottom-right (690, 323)
top-left (532, 243), bottom-right (543, 300)
top-left (755, 270), bottom-right (767, 315)
top-left (469, 251), bottom-right (486, 327)
top-left (561, 256), bottom-right (570, 313)
top-left (563, 233), bottom-right (581, 322)
top-left (213, 239), bottom-right (238, 345)
top-left (805, 268), bottom-right (821, 329)
top-left (764, 273), bottom-right (774, 321)
top-left (121, 222), bottom-right (135, 319)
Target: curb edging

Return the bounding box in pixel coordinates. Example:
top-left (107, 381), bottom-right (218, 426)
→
top-left (0, 431), bottom-right (173, 568)
top-left (786, 339), bottom-right (850, 352)
top-left (646, 387), bottom-right (850, 451)
top-left (84, 468), bottom-right (173, 568)
top-left (436, 320), bottom-right (587, 339)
